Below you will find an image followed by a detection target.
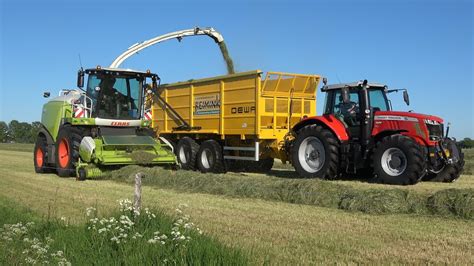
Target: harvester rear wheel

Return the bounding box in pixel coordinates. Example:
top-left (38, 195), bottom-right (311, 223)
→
top-left (424, 139), bottom-right (465, 182)
top-left (34, 136), bottom-right (48, 173)
top-left (197, 140), bottom-right (225, 173)
top-left (291, 124), bottom-right (340, 179)
top-left (176, 137), bottom-right (199, 170)
top-left (55, 125), bottom-right (83, 177)
top-left (373, 134), bottom-right (426, 185)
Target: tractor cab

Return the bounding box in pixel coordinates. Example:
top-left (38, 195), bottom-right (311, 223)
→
top-left (321, 80), bottom-right (408, 140)
top-left (76, 67), bottom-right (159, 120)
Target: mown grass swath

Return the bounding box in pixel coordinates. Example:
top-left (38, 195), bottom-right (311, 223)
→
top-left (0, 197), bottom-right (248, 265)
top-left (107, 165), bottom-right (473, 219)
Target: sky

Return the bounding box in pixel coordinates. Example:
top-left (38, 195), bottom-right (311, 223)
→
top-left (0, 0), bottom-right (472, 138)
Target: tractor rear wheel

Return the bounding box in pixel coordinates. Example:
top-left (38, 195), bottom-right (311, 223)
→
top-left (55, 126), bottom-right (83, 177)
top-left (34, 136), bottom-right (49, 173)
top-left (176, 137), bottom-right (199, 170)
top-left (196, 140), bottom-right (225, 173)
top-left (291, 124), bottom-right (340, 179)
top-left (424, 139), bottom-right (465, 182)
top-left (373, 134), bottom-right (426, 185)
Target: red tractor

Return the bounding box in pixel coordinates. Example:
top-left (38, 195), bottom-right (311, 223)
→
top-left (291, 80), bottom-right (464, 185)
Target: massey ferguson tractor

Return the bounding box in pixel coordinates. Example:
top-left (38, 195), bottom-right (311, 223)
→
top-left (290, 80), bottom-right (464, 185)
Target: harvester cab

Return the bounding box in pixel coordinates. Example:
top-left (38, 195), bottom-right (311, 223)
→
top-left (291, 80), bottom-right (464, 185)
top-left (34, 67), bottom-right (176, 180)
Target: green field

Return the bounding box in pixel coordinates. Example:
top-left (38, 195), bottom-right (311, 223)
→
top-left (0, 144), bottom-right (473, 264)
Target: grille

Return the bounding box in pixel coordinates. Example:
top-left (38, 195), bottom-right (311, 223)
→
top-left (426, 123), bottom-right (443, 138)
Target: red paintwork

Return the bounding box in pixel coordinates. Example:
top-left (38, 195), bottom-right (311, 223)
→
top-left (375, 111), bottom-right (443, 123)
top-left (372, 111), bottom-right (443, 146)
top-left (297, 114), bottom-right (350, 141)
top-left (295, 111), bottom-right (443, 147)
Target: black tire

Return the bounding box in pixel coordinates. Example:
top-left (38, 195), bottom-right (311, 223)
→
top-left (196, 140), bottom-right (225, 173)
top-left (424, 139), bottom-right (465, 182)
top-left (373, 134), bottom-right (426, 185)
top-left (33, 135), bottom-right (49, 173)
top-left (77, 167), bottom-right (87, 181)
top-left (55, 125), bottom-right (83, 177)
top-left (291, 124), bottom-right (340, 179)
top-left (176, 137), bottom-right (199, 170)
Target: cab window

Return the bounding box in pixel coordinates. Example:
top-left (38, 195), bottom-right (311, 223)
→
top-left (368, 89), bottom-right (389, 112)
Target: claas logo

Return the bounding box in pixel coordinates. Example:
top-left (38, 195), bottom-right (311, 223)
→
top-left (111, 121), bottom-right (130, 126)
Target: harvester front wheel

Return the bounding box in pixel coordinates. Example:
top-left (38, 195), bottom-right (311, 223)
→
top-left (34, 136), bottom-right (48, 173)
top-left (176, 137), bottom-right (199, 170)
top-left (373, 135), bottom-right (426, 185)
top-left (197, 140), bottom-right (225, 173)
top-left (55, 126), bottom-right (82, 177)
top-left (291, 124), bottom-right (340, 179)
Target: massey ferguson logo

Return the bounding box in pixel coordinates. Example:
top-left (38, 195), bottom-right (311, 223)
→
top-left (110, 121), bottom-right (130, 126)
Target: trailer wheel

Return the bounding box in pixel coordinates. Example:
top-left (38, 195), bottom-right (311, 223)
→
top-left (291, 124), bottom-right (340, 179)
top-left (176, 137), bottom-right (199, 170)
top-left (197, 140), bottom-right (225, 173)
top-left (55, 125), bottom-right (82, 177)
top-left (373, 134), bottom-right (426, 185)
top-left (424, 139), bottom-right (465, 182)
top-left (34, 135), bottom-right (48, 173)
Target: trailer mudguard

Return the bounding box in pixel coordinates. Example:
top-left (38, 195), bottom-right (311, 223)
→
top-left (292, 114), bottom-right (349, 142)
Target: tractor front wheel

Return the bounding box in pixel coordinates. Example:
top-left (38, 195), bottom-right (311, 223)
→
top-left (55, 126), bottom-right (82, 177)
top-left (373, 135), bottom-right (426, 185)
top-left (176, 137), bottom-right (199, 170)
top-left (424, 138), bottom-right (465, 182)
top-left (291, 124), bottom-right (340, 179)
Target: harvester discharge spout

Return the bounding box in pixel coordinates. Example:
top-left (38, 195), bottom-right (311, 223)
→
top-left (110, 27), bottom-right (226, 69)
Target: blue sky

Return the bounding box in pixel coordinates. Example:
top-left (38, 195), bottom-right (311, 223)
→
top-left (0, 0), bottom-right (472, 138)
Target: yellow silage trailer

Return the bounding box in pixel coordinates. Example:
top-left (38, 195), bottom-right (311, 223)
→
top-left (152, 70), bottom-right (320, 172)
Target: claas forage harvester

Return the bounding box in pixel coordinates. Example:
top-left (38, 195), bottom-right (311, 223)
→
top-left (34, 67), bottom-right (176, 180)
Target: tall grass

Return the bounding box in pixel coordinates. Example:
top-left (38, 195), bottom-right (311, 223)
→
top-left (0, 197), bottom-right (248, 265)
top-left (463, 149), bottom-right (473, 175)
top-left (106, 166), bottom-right (473, 219)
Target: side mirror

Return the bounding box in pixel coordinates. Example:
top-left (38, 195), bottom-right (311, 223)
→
top-left (322, 77), bottom-right (328, 85)
top-left (341, 87), bottom-right (350, 104)
top-left (77, 70), bottom-right (85, 88)
top-left (151, 75), bottom-right (160, 90)
top-left (403, 90), bottom-right (410, 106)
top-left (43, 92), bottom-right (50, 98)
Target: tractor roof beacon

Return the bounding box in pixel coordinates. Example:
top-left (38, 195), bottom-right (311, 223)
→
top-left (291, 79), bottom-right (464, 185)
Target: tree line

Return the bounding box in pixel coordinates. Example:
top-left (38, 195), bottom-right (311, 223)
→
top-left (0, 120), bottom-right (473, 148)
top-left (0, 120), bottom-right (42, 143)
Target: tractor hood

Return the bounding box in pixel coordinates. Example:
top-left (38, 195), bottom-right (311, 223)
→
top-left (375, 111), bottom-right (444, 124)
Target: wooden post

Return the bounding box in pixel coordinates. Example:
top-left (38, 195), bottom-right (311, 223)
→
top-left (134, 172), bottom-right (143, 213)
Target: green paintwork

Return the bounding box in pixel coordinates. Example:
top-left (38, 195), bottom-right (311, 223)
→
top-left (75, 135), bottom-right (175, 179)
top-left (71, 118), bottom-right (96, 126)
top-left (41, 101), bottom-right (73, 141)
top-left (102, 135), bottom-right (158, 145)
